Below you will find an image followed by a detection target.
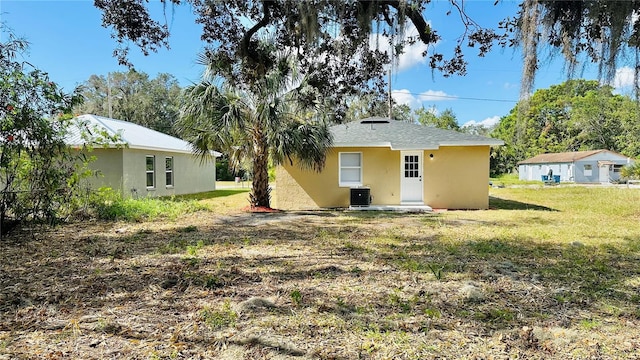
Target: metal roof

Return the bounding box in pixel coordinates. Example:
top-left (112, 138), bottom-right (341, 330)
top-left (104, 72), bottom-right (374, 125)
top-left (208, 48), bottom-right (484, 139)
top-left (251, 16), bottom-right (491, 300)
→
top-left (65, 114), bottom-right (221, 156)
top-left (331, 117), bottom-right (504, 150)
top-left (517, 149), bottom-right (628, 165)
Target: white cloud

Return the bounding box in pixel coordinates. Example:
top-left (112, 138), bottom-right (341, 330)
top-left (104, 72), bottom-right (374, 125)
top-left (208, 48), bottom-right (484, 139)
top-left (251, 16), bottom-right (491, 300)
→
top-left (462, 116), bottom-right (501, 128)
top-left (613, 66), bottom-right (635, 89)
top-left (370, 23), bottom-right (431, 72)
top-left (396, 43), bottom-right (428, 72)
top-left (391, 89), bottom-right (419, 108)
top-left (418, 90), bottom-right (455, 102)
top-left (392, 89), bottom-right (456, 109)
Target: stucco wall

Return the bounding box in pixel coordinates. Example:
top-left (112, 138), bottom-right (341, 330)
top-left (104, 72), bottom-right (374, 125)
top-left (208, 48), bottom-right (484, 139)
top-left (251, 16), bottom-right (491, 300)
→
top-left (276, 145), bottom-right (491, 210)
top-left (122, 149), bottom-right (216, 198)
top-left (275, 166), bottom-right (322, 210)
top-left (79, 148), bottom-right (215, 198)
top-left (422, 146), bottom-right (490, 209)
top-left (81, 148), bottom-right (125, 193)
top-left (276, 147), bottom-right (398, 209)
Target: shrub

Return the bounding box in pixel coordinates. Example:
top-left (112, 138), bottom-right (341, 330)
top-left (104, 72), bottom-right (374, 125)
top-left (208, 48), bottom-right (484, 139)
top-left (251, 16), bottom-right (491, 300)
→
top-left (89, 187), bottom-right (208, 221)
top-left (0, 33), bottom-right (85, 235)
top-left (620, 162), bottom-right (640, 180)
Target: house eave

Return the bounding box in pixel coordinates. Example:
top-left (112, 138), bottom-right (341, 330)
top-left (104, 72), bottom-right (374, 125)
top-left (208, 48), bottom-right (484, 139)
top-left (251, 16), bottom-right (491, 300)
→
top-left (438, 141), bottom-right (504, 147)
top-left (333, 142), bottom-right (393, 148)
top-left (518, 160), bottom-right (574, 165)
top-left (128, 145), bottom-right (197, 154)
top-left (68, 143), bottom-right (221, 157)
top-left (390, 145), bottom-right (440, 151)
top-left (333, 141), bottom-right (501, 151)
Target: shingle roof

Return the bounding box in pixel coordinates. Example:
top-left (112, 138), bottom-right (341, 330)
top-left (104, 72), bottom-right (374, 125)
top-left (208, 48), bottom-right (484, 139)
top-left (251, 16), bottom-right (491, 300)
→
top-left (517, 149), bottom-right (625, 164)
top-left (331, 117), bottom-right (504, 150)
top-left (65, 114), bottom-right (221, 156)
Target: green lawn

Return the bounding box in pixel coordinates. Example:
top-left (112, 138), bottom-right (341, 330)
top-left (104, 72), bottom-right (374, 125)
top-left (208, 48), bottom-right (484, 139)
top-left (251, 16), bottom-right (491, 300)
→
top-left (215, 180), bottom-right (252, 189)
top-left (2, 186), bottom-right (640, 359)
top-left (490, 173), bottom-right (542, 186)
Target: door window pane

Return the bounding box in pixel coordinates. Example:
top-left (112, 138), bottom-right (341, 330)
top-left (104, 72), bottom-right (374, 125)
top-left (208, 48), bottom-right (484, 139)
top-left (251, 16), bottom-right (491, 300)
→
top-left (404, 155), bottom-right (419, 178)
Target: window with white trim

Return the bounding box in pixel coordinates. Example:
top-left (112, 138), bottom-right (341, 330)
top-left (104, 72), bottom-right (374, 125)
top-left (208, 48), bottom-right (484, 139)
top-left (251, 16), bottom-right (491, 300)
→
top-left (165, 157), bottom-right (174, 187)
top-left (146, 155), bottom-right (155, 188)
top-left (584, 164), bottom-right (592, 177)
top-left (339, 152), bottom-right (362, 187)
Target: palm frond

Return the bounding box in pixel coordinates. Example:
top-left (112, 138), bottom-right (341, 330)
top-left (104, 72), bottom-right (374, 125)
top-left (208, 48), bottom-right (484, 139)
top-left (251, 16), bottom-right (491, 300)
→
top-left (270, 116), bottom-right (332, 172)
top-left (180, 44), bottom-right (334, 207)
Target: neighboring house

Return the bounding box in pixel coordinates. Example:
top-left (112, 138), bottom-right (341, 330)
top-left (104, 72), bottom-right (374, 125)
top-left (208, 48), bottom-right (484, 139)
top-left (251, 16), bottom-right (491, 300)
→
top-left (275, 117), bottom-right (504, 210)
top-left (66, 114), bottom-right (220, 197)
top-left (517, 149), bottom-right (634, 183)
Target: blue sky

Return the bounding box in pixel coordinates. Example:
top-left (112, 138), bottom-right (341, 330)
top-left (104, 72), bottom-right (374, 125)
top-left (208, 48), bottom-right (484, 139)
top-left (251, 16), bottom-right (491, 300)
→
top-left (1, 0), bottom-right (634, 127)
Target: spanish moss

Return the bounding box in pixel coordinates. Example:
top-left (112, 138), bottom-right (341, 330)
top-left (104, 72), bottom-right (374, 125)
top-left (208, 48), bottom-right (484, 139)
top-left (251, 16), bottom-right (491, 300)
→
top-left (519, 0), bottom-right (640, 98)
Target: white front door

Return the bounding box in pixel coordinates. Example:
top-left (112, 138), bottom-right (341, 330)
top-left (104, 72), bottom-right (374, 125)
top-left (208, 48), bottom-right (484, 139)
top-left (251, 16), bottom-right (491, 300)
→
top-left (599, 164), bottom-right (610, 183)
top-left (568, 164), bottom-right (574, 181)
top-left (401, 151), bottom-right (423, 203)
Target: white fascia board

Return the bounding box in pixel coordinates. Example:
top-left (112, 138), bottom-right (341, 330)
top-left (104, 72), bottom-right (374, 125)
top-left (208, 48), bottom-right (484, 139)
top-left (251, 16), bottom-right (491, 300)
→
top-left (71, 143), bottom-right (188, 153)
top-left (390, 145), bottom-right (440, 151)
top-left (333, 142), bottom-right (440, 151)
top-left (438, 140), bottom-right (504, 147)
top-left (71, 143), bottom-right (222, 157)
top-left (332, 142), bottom-right (392, 148)
top-left (127, 145), bottom-right (194, 154)
top-left (67, 142), bottom-right (125, 150)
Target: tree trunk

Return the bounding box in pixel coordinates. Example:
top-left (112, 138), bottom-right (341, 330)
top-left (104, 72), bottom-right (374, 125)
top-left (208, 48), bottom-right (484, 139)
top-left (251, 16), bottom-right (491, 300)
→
top-left (250, 129), bottom-right (271, 208)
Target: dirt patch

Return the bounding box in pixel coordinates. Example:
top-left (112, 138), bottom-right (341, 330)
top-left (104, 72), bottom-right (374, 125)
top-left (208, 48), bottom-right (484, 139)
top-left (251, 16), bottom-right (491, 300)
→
top-left (242, 206), bottom-right (282, 213)
top-left (1, 209), bottom-right (639, 359)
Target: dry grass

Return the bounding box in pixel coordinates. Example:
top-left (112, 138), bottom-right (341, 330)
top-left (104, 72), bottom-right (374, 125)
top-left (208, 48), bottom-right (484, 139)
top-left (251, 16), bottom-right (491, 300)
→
top-left (2, 186), bottom-right (640, 359)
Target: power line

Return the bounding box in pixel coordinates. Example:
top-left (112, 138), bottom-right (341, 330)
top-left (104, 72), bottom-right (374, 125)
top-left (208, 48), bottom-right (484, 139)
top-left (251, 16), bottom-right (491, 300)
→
top-left (395, 91), bottom-right (519, 103)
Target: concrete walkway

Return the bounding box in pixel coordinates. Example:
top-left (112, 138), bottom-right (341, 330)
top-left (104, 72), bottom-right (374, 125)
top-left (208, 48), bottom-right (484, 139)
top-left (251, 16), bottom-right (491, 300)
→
top-left (348, 205), bottom-right (432, 212)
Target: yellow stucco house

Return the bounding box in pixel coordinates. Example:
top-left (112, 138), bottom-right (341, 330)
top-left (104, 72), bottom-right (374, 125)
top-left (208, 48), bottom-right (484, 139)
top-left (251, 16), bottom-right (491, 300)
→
top-left (275, 117), bottom-right (503, 210)
top-left (67, 114), bottom-right (219, 198)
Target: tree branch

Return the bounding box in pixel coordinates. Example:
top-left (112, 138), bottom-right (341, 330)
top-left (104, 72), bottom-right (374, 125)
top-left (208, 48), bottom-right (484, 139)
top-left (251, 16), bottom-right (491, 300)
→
top-left (240, 0), bottom-right (272, 59)
top-left (375, 0), bottom-right (437, 44)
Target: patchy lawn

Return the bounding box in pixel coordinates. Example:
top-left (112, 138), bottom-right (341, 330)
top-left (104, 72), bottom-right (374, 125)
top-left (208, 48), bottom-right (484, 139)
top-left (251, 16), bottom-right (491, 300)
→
top-left (1, 187), bottom-right (640, 359)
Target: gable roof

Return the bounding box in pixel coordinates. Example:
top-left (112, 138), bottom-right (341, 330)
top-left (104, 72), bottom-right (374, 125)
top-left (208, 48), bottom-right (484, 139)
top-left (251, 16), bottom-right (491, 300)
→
top-left (65, 114), bottom-right (221, 156)
top-left (331, 117), bottom-right (504, 150)
top-left (518, 149), bottom-right (629, 165)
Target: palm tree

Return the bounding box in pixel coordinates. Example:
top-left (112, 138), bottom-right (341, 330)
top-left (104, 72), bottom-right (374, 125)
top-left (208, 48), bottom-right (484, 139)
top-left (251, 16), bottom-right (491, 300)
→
top-left (620, 162), bottom-right (640, 181)
top-left (178, 47), bottom-right (333, 209)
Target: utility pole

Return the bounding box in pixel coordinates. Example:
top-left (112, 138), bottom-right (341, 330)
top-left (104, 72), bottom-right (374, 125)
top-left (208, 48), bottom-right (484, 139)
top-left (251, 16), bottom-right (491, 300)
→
top-left (388, 68), bottom-right (392, 119)
top-left (388, 23), bottom-right (395, 120)
top-left (108, 72), bottom-right (113, 118)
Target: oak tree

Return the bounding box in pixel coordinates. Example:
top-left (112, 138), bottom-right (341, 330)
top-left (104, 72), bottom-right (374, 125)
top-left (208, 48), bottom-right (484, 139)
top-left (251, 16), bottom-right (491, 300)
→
top-left (95, 0), bottom-right (502, 113)
top-left (490, 79), bottom-right (640, 174)
top-left (416, 106), bottom-right (460, 130)
top-left (75, 70), bottom-right (182, 136)
top-left (514, 0), bottom-right (640, 96)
